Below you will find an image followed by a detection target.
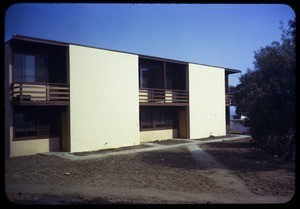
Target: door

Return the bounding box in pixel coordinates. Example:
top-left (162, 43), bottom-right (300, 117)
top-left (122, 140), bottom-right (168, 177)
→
top-left (61, 110), bottom-right (68, 151)
top-left (178, 110), bottom-right (187, 138)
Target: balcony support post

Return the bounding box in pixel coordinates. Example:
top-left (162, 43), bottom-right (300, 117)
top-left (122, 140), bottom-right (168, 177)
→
top-left (19, 83), bottom-right (23, 102)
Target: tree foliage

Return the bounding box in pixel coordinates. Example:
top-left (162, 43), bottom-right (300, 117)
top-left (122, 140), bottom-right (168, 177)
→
top-left (235, 19), bottom-right (295, 159)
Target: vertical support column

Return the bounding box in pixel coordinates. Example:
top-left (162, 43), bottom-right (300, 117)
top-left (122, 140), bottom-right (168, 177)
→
top-left (163, 61), bottom-right (166, 89)
top-left (163, 61), bottom-right (167, 103)
top-left (226, 106), bottom-right (230, 134)
top-left (19, 83), bottom-right (23, 102)
top-left (46, 84), bottom-right (49, 101)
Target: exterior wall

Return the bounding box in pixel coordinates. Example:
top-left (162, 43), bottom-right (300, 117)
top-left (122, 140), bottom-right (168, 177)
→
top-left (188, 63), bottom-right (226, 139)
top-left (139, 129), bottom-right (178, 142)
top-left (10, 138), bottom-right (60, 157)
top-left (5, 43), bottom-right (12, 157)
top-left (69, 45), bottom-right (139, 153)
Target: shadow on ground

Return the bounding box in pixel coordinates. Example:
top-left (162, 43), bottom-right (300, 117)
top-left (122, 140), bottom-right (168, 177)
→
top-left (138, 140), bottom-right (295, 174)
top-left (200, 141), bottom-right (295, 173)
top-left (8, 195), bottom-right (133, 205)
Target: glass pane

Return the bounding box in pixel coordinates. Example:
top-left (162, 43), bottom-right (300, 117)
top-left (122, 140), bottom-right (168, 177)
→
top-left (49, 112), bottom-right (60, 137)
top-left (23, 112), bottom-right (36, 131)
top-left (36, 56), bottom-right (48, 82)
top-left (14, 112), bottom-right (36, 130)
top-left (27, 131), bottom-right (37, 136)
top-left (25, 55), bottom-right (35, 82)
top-left (38, 126), bottom-right (49, 136)
top-left (14, 110), bottom-right (36, 137)
top-left (15, 131), bottom-right (26, 138)
top-left (14, 112), bottom-right (27, 129)
top-left (13, 53), bottom-right (24, 82)
top-left (140, 111), bottom-right (153, 129)
top-left (155, 112), bottom-right (166, 128)
top-left (140, 68), bottom-right (149, 88)
top-left (37, 113), bottom-right (49, 136)
top-left (166, 72), bottom-right (173, 89)
top-left (166, 112), bottom-right (174, 128)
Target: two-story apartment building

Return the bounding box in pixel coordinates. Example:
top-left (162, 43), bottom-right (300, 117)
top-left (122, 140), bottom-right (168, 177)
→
top-left (5, 35), bottom-right (240, 157)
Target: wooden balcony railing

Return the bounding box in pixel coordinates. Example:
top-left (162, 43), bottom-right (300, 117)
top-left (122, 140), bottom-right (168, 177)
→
top-left (226, 93), bottom-right (236, 106)
top-left (10, 82), bottom-right (69, 105)
top-left (139, 88), bottom-right (189, 106)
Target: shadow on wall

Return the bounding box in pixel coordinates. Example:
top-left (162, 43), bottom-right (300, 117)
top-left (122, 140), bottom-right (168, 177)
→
top-left (49, 138), bottom-right (60, 152)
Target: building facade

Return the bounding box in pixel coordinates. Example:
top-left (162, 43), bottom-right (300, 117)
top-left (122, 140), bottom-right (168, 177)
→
top-left (5, 35), bottom-right (239, 157)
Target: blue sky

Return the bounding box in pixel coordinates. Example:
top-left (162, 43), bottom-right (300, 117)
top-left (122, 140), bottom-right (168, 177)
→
top-left (5, 3), bottom-right (295, 86)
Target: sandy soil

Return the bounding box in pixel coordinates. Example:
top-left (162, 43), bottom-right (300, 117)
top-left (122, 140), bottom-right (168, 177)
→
top-left (5, 137), bottom-right (295, 204)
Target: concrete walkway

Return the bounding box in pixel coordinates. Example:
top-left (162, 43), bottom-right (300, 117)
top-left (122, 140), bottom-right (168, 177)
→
top-left (41, 135), bottom-right (249, 161)
top-left (187, 144), bottom-right (255, 197)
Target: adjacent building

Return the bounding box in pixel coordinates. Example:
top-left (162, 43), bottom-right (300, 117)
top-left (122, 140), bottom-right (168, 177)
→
top-left (4, 35), bottom-right (240, 157)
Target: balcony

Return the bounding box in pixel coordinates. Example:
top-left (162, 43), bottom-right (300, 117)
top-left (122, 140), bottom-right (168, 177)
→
top-left (226, 93), bottom-right (236, 106)
top-left (10, 82), bottom-right (69, 106)
top-left (139, 88), bottom-right (189, 106)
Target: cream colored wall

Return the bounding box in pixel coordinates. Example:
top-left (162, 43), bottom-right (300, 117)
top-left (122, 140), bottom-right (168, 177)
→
top-left (140, 129), bottom-right (178, 142)
top-left (188, 64), bottom-right (226, 139)
top-left (69, 45), bottom-right (139, 153)
top-left (10, 138), bottom-right (60, 157)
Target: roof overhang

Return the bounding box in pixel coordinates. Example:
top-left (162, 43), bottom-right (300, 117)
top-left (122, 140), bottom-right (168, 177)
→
top-left (139, 54), bottom-right (188, 65)
top-left (225, 68), bottom-right (241, 74)
top-left (6, 35), bottom-right (242, 74)
top-left (7, 35), bottom-right (69, 47)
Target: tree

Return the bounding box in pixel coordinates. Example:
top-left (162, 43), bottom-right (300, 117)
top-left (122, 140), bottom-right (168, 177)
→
top-left (235, 19), bottom-right (295, 160)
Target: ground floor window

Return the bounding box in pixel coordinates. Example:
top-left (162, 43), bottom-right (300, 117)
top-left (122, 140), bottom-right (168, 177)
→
top-left (140, 110), bottom-right (178, 130)
top-left (13, 107), bottom-right (61, 140)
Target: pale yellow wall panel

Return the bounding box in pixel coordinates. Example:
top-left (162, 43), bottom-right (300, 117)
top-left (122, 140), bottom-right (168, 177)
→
top-left (69, 45), bottom-right (139, 152)
top-left (188, 64), bottom-right (226, 139)
top-left (139, 129), bottom-right (178, 142)
top-left (10, 138), bottom-right (60, 157)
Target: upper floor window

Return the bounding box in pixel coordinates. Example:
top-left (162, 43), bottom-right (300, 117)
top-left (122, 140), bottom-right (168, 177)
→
top-left (139, 68), bottom-right (150, 88)
top-left (13, 53), bottom-right (48, 83)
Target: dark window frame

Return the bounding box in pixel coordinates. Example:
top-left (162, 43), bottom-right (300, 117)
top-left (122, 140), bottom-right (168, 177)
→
top-left (140, 110), bottom-right (177, 131)
top-left (13, 51), bottom-right (49, 83)
top-left (13, 107), bottom-right (61, 140)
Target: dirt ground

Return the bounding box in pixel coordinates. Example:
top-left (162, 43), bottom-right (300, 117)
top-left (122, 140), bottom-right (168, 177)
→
top-left (4, 137), bottom-right (295, 204)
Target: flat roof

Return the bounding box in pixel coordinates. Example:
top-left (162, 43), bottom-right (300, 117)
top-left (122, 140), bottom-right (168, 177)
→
top-left (7, 35), bottom-right (241, 74)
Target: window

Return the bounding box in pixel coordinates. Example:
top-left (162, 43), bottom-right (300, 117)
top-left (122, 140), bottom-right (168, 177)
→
top-left (166, 71), bottom-right (174, 89)
top-left (155, 112), bottom-right (166, 128)
top-left (13, 53), bottom-right (48, 83)
top-left (139, 68), bottom-right (149, 88)
top-left (140, 111), bottom-right (153, 129)
top-left (14, 112), bottom-right (37, 137)
top-left (140, 110), bottom-right (177, 130)
top-left (13, 107), bottom-right (60, 140)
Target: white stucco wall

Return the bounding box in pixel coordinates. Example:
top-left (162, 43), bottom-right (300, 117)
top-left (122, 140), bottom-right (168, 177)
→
top-left (69, 45), bottom-right (139, 152)
top-left (188, 63), bottom-right (226, 139)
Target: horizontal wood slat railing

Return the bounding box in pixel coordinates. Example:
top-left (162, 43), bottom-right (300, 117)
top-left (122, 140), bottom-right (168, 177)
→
top-left (226, 93), bottom-right (236, 106)
top-left (139, 88), bottom-right (189, 105)
top-left (10, 82), bottom-right (69, 105)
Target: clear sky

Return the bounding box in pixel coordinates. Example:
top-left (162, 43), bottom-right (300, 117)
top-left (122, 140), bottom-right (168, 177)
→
top-left (5, 3), bottom-right (295, 86)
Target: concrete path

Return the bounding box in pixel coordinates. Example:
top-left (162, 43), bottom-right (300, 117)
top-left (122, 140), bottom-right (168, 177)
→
top-left (185, 143), bottom-right (292, 203)
top-left (41, 135), bottom-right (249, 161)
top-left (187, 144), bottom-right (254, 196)
top-left (187, 144), bottom-right (223, 168)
